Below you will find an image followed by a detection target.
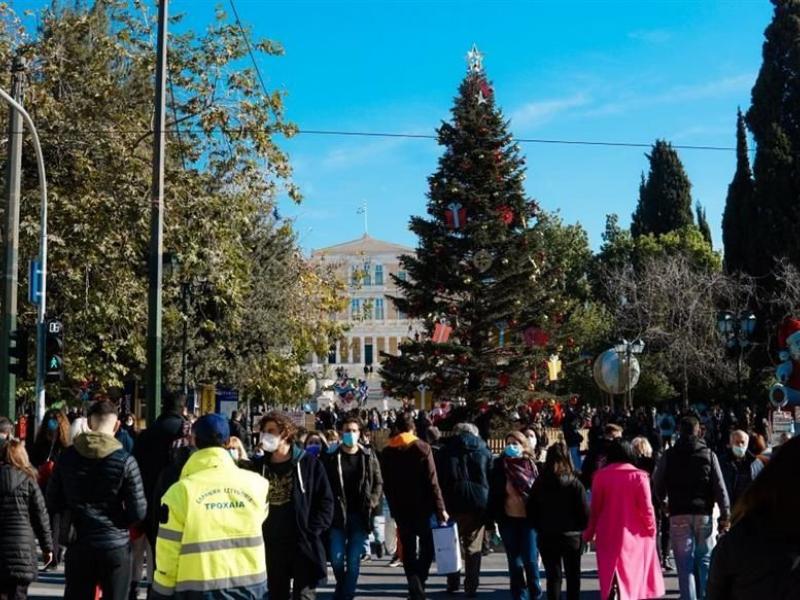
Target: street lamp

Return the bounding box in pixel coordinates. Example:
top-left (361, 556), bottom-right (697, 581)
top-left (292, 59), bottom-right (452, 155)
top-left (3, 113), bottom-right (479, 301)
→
top-left (716, 311), bottom-right (756, 402)
top-left (614, 338), bottom-right (645, 410)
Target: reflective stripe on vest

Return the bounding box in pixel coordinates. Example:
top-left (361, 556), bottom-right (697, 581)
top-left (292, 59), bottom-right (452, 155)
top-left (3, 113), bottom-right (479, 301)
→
top-left (174, 571), bottom-right (267, 592)
top-left (180, 536), bottom-right (263, 555)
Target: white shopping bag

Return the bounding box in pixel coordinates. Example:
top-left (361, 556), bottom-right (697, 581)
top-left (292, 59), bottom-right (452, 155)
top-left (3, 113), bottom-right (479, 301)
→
top-left (432, 521), bottom-right (462, 575)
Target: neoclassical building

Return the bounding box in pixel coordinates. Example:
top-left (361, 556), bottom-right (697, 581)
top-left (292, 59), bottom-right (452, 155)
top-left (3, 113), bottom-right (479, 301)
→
top-left (308, 234), bottom-right (420, 383)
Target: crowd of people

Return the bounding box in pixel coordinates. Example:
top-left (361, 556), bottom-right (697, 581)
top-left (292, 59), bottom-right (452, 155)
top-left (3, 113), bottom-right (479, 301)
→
top-left (0, 396), bottom-right (795, 600)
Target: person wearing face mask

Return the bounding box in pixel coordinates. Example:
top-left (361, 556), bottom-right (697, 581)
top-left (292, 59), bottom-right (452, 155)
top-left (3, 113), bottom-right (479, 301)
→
top-left (488, 431), bottom-right (542, 600)
top-left (303, 432), bottom-right (326, 459)
top-left (719, 430), bottom-right (763, 510)
top-left (323, 417), bottom-right (383, 600)
top-left (253, 412), bottom-right (333, 600)
top-left (324, 429), bottom-right (341, 454)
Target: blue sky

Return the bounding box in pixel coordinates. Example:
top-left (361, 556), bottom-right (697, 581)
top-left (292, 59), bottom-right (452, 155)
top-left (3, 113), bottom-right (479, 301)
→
top-left (13, 0), bottom-right (774, 252)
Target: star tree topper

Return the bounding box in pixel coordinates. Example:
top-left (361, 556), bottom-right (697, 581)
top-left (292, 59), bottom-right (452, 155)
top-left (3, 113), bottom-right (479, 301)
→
top-left (466, 43), bottom-right (484, 74)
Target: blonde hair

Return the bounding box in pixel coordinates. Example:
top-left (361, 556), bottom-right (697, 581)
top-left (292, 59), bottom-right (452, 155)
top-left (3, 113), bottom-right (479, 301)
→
top-left (1, 439), bottom-right (37, 480)
top-left (632, 436), bottom-right (653, 459)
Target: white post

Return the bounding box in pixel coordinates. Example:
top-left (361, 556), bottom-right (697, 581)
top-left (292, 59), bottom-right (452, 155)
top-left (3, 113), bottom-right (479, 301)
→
top-left (0, 87), bottom-right (48, 431)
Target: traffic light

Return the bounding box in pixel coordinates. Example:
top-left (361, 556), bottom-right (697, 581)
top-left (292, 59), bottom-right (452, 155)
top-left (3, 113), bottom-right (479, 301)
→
top-left (8, 328), bottom-right (29, 380)
top-left (45, 320), bottom-right (64, 382)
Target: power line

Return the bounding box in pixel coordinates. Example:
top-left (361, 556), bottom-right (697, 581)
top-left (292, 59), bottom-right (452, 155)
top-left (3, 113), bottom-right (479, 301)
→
top-left (228, 0), bottom-right (270, 101)
top-left (17, 124), bottom-right (736, 152)
top-left (296, 129), bottom-right (736, 151)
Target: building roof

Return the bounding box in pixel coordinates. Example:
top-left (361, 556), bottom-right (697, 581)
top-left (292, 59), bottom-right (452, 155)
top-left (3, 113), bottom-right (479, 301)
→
top-left (312, 234), bottom-right (414, 258)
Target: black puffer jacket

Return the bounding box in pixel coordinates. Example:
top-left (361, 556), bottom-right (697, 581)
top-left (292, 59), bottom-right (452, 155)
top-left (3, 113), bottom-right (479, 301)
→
top-left (0, 464), bottom-right (52, 582)
top-left (46, 432), bottom-right (147, 550)
top-left (437, 432), bottom-right (492, 516)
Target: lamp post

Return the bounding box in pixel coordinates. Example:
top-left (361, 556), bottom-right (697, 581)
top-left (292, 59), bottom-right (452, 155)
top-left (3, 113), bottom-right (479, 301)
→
top-left (717, 311), bottom-right (756, 403)
top-left (614, 338), bottom-right (645, 410)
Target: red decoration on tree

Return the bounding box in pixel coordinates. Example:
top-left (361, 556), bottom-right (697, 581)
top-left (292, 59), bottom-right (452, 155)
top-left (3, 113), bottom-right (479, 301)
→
top-left (432, 321), bottom-right (453, 343)
top-left (498, 205), bottom-right (515, 225)
top-left (523, 327), bottom-right (550, 348)
top-left (480, 79), bottom-right (493, 99)
top-left (498, 373), bottom-right (510, 389)
top-left (444, 202), bottom-right (467, 229)
top-left (567, 336), bottom-right (575, 348)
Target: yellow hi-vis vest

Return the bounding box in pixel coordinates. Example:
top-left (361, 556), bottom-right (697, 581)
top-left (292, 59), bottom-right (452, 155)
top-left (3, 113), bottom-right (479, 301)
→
top-left (152, 447), bottom-right (269, 598)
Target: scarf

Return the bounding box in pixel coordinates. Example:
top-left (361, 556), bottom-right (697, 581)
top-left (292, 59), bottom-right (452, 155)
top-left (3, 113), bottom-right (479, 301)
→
top-left (504, 456), bottom-right (537, 500)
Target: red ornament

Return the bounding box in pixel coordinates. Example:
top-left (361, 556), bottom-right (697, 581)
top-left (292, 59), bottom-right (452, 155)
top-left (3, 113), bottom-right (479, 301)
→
top-left (567, 336), bottom-right (575, 348)
top-left (498, 373), bottom-right (510, 389)
top-left (498, 205), bottom-right (515, 225)
top-left (457, 355), bottom-right (468, 365)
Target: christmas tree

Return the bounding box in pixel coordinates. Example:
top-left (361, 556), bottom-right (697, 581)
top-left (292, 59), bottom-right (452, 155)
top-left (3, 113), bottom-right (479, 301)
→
top-left (380, 46), bottom-right (579, 410)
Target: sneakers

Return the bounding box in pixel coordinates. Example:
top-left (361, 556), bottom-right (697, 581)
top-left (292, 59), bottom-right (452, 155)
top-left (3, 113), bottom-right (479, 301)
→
top-left (388, 555), bottom-right (402, 567)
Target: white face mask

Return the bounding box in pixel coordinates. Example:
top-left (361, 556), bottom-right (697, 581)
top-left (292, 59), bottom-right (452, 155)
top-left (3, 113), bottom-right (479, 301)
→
top-left (527, 435), bottom-right (537, 451)
top-left (260, 433), bottom-right (279, 453)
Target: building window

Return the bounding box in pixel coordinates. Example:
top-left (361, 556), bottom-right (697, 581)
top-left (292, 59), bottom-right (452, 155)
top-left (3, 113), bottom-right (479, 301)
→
top-left (362, 264), bottom-right (371, 286)
top-left (397, 270), bottom-right (407, 281)
top-left (363, 299), bottom-right (374, 320)
top-left (350, 298), bottom-right (361, 319)
top-left (328, 343), bottom-right (337, 364)
top-left (375, 298), bottom-right (384, 320)
top-left (397, 309), bottom-right (407, 320)
top-left (375, 264), bottom-right (384, 285)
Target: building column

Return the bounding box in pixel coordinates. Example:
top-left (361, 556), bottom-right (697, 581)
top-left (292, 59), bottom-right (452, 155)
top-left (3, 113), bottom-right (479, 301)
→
top-left (361, 337), bottom-right (366, 367)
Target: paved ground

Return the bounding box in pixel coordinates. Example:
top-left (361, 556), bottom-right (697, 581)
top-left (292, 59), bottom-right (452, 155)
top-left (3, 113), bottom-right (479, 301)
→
top-left (29, 549), bottom-right (682, 599)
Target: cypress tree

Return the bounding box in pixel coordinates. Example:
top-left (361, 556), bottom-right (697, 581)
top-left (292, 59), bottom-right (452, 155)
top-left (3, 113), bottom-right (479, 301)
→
top-left (746, 0), bottom-right (800, 277)
top-left (722, 109), bottom-right (755, 274)
top-left (631, 140), bottom-right (694, 238)
top-left (696, 202), bottom-right (713, 249)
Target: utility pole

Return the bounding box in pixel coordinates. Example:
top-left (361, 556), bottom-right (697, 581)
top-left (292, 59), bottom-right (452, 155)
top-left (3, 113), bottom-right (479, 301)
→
top-left (0, 57), bottom-right (25, 419)
top-left (146, 0), bottom-right (167, 426)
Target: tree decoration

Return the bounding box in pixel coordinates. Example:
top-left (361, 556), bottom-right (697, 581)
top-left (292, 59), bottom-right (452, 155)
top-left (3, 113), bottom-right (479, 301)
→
top-left (445, 202), bottom-right (467, 229)
top-left (498, 205), bottom-right (515, 225)
top-left (473, 249), bottom-right (494, 272)
top-left (432, 320), bottom-right (453, 343)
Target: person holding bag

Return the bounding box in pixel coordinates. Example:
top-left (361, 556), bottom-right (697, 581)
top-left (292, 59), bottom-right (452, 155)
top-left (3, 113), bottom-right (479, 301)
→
top-left (0, 439), bottom-right (54, 599)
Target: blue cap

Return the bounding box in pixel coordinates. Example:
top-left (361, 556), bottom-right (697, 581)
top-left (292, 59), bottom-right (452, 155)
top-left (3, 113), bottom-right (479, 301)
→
top-left (192, 414), bottom-right (230, 446)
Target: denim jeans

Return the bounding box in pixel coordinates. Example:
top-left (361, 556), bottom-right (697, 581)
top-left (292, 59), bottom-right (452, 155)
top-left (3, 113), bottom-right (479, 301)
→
top-left (670, 514), bottom-right (715, 600)
top-left (498, 517), bottom-right (542, 600)
top-left (329, 513), bottom-right (369, 600)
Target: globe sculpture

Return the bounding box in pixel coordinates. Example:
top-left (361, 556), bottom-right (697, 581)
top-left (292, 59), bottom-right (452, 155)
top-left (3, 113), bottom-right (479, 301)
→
top-left (593, 348), bottom-right (641, 395)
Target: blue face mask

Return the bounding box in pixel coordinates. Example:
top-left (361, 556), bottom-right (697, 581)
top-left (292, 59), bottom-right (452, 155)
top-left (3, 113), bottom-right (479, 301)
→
top-left (342, 431), bottom-right (359, 447)
top-left (327, 442), bottom-right (339, 454)
top-left (305, 444), bottom-right (321, 458)
top-left (504, 444), bottom-right (523, 459)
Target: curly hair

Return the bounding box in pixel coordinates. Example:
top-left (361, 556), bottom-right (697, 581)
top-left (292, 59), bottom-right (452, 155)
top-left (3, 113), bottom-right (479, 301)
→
top-left (259, 411), bottom-right (298, 441)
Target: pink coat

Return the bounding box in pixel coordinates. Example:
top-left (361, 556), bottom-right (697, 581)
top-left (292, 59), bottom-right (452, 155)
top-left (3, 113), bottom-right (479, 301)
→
top-left (583, 463), bottom-right (665, 600)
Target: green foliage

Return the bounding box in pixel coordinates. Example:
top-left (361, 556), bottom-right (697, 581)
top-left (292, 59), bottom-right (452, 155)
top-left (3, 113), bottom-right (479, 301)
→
top-left (722, 109), bottom-right (755, 274)
top-left (631, 140), bottom-right (694, 238)
top-left (0, 2), bottom-right (342, 401)
top-left (381, 61), bottom-right (594, 409)
top-left (745, 0), bottom-right (800, 279)
top-left (695, 202), bottom-right (712, 249)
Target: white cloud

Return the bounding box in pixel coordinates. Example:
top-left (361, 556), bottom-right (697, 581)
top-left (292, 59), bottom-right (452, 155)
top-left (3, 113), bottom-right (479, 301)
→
top-left (585, 73), bottom-right (754, 116)
top-left (511, 93), bottom-right (590, 128)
